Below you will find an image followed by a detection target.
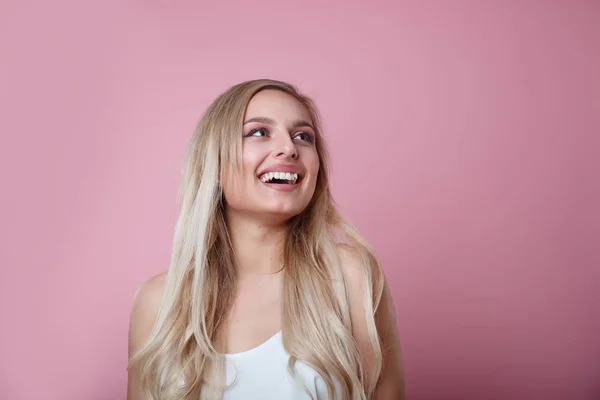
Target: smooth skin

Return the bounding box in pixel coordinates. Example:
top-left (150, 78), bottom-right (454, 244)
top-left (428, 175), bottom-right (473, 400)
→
top-left (127, 90), bottom-right (404, 399)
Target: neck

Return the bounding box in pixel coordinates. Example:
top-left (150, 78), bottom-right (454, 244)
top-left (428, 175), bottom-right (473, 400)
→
top-left (225, 208), bottom-right (289, 275)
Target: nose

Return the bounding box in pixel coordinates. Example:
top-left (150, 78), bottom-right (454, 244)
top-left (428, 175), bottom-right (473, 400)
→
top-left (272, 134), bottom-right (298, 160)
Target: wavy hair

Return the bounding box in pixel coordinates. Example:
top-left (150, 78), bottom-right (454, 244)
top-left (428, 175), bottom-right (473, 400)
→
top-left (127, 79), bottom-right (385, 399)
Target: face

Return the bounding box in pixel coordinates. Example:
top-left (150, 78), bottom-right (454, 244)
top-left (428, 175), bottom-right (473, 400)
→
top-left (223, 89), bottom-right (320, 222)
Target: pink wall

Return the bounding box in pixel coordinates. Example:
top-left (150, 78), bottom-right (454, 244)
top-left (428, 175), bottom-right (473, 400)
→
top-left (1, 1), bottom-right (598, 399)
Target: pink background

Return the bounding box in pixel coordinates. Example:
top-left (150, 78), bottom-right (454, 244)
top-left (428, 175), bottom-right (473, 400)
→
top-left (1, 1), bottom-right (599, 399)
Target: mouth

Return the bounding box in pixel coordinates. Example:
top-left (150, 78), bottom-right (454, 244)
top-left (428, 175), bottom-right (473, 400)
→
top-left (257, 171), bottom-right (304, 186)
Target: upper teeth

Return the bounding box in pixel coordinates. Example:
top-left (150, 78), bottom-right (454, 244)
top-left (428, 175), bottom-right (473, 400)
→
top-left (259, 172), bottom-right (299, 183)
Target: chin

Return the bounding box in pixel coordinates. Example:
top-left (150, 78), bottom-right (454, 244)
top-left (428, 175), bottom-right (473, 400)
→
top-left (261, 204), bottom-right (306, 219)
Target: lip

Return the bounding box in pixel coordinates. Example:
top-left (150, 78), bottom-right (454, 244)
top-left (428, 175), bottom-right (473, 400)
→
top-left (260, 180), bottom-right (300, 191)
top-left (257, 164), bottom-right (304, 192)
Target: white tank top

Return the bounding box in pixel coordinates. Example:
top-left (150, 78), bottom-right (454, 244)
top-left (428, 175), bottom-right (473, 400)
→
top-left (221, 331), bottom-right (340, 400)
top-left (160, 331), bottom-right (341, 399)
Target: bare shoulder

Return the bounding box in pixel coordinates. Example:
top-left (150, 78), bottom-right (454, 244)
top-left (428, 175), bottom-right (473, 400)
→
top-left (336, 244), bottom-right (405, 399)
top-left (336, 243), bottom-right (384, 333)
top-left (127, 272), bottom-right (167, 399)
top-left (128, 272), bottom-right (168, 354)
top-left (336, 243), bottom-right (382, 316)
top-left (336, 243), bottom-right (368, 287)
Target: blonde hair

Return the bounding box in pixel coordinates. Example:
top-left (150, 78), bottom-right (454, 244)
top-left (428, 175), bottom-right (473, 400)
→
top-left (128, 79), bottom-right (385, 399)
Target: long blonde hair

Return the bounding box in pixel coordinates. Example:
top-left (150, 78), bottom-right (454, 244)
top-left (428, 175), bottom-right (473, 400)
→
top-left (128, 79), bottom-right (385, 399)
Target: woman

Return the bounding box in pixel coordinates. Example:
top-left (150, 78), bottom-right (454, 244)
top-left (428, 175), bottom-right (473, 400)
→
top-left (127, 79), bottom-right (404, 400)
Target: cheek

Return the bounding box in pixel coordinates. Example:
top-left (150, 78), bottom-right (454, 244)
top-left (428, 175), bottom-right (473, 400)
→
top-left (221, 173), bottom-right (238, 205)
top-left (241, 143), bottom-right (264, 171)
top-left (222, 153), bottom-right (262, 205)
top-left (222, 165), bottom-right (249, 199)
top-left (305, 151), bottom-right (320, 178)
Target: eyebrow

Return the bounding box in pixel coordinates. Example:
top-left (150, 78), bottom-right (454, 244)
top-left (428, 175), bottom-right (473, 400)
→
top-left (243, 117), bottom-right (315, 131)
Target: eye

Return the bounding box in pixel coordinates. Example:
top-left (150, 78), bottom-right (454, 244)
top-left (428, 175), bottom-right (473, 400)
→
top-left (294, 132), bottom-right (315, 143)
top-left (245, 128), bottom-right (269, 137)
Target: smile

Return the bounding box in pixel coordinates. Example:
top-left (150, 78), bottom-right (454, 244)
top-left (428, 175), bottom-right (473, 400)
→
top-left (258, 171), bottom-right (300, 185)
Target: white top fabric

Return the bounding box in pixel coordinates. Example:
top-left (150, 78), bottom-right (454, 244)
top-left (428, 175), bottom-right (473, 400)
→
top-left (160, 331), bottom-right (340, 399)
top-left (221, 331), bottom-right (339, 400)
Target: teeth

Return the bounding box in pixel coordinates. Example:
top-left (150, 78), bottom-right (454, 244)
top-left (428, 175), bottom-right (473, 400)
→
top-left (259, 172), bottom-right (299, 183)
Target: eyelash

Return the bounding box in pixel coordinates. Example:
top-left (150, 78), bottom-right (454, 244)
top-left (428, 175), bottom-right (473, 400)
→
top-left (245, 128), bottom-right (315, 143)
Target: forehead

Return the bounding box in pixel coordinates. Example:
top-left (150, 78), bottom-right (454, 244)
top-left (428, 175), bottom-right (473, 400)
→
top-left (244, 89), bottom-right (312, 123)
